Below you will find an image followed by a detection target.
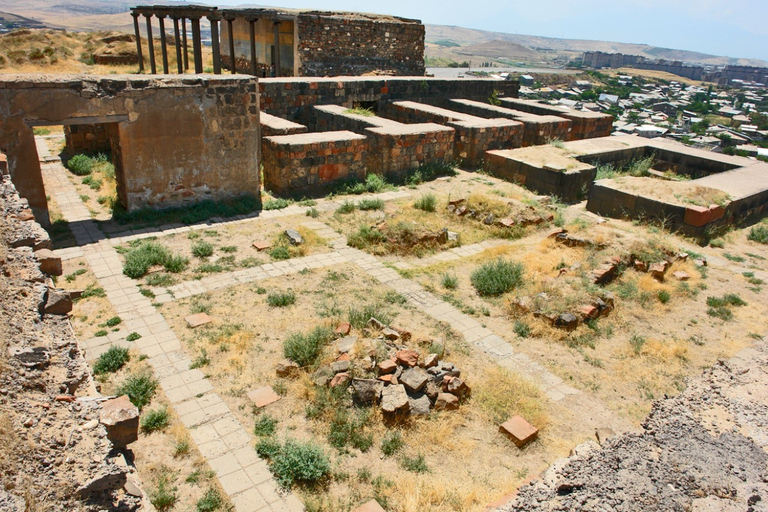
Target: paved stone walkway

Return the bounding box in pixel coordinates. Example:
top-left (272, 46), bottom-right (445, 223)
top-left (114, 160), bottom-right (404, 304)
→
top-left (36, 138), bottom-right (303, 512)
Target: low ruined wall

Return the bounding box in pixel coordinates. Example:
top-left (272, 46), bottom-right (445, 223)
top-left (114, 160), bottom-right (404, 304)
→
top-left (259, 77), bottom-right (519, 120)
top-left (0, 75), bottom-right (261, 218)
top-left (485, 150), bottom-right (596, 203)
top-left (64, 123), bottom-right (113, 155)
top-left (263, 131), bottom-right (367, 197)
top-left (366, 126), bottom-right (454, 177)
top-left (296, 12), bottom-right (425, 77)
top-left (500, 98), bottom-right (613, 141)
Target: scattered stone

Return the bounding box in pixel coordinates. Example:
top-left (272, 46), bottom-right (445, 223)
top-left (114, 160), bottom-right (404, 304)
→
top-left (672, 270), bottom-right (690, 281)
top-left (510, 296), bottom-right (533, 314)
top-left (352, 499), bottom-right (386, 512)
top-left (377, 359), bottom-right (397, 375)
top-left (35, 249), bottom-right (62, 276)
top-left (311, 366), bottom-right (334, 387)
top-left (434, 393), bottom-right (459, 411)
top-left (448, 198), bottom-right (466, 207)
top-left (335, 322), bottom-right (351, 336)
top-left (329, 372), bottom-right (350, 388)
top-left (284, 229), bottom-right (303, 245)
top-left (391, 326), bottom-right (412, 341)
top-left (444, 377), bottom-right (471, 398)
top-left (275, 359), bottom-right (300, 378)
top-left (378, 374), bottom-right (395, 384)
top-left (483, 213), bottom-right (495, 225)
top-left (455, 205), bottom-right (467, 216)
top-left (10, 346), bottom-right (50, 369)
top-left (185, 312), bottom-right (212, 328)
top-left (331, 360), bottom-right (350, 373)
top-left (425, 381), bottom-right (440, 402)
top-left (676, 252), bottom-right (689, 262)
top-left (100, 395), bottom-right (139, 448)
top-left (77, 465), bottom-right (129, 498)
top-left (591, 263), bottom-right (618, 285)
top-left (421, 353), bottom-right (439, 369)
top-left (595, 427), bottom-right (616, 445)
top-left (252, 240), bottom-right (272, 251)
top-left (579, 304), bottom-right (598, 320)
top-left (123, 476), bottom-right (144, 498)
top-left (408, 393), bottom-right (432, 415)
top-left (335, 335), bottom-right (357, 354)
top-left (498, 218), bottom-right (516, 228)
top-left (396, 349), bottom-right (419, 367)
top-left (247, 386), bottom-right (281, 408)
top-left (43, 288), bottom-right (72, 315)
top-left (555, 313), bottom-right (579, 331)
top-left (380, 384), bottom-right (409, 415)
top-left (382, 327), bottom-right (400, 341)
top-left (694, 258), bottom-right (707, 267)
top-left (500, 415), bottom-right (539, 448)
top-left (399, 367), bottom-right (429, 393)
top-left (368, 317), bottom-right (385, 330)
top-left (600, 291), bottom-right (615, 309)
top-left (351, 379), bottom-right (383, 405)
top-left (649, 261), bottom-right (669, 281)
top-left (633, 259), bottom-right (648, 272)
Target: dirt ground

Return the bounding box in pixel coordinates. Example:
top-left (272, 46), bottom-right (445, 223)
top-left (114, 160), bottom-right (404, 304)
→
top-left (608, 175), bottom-right (731, 207)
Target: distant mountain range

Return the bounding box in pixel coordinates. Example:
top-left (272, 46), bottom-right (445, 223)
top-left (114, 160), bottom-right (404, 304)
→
top-left (425, 24), bottom-right (768, 68)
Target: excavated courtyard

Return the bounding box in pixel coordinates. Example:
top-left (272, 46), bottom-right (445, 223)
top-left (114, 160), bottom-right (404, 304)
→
top-left (30, 130), bottom-right (768, 511)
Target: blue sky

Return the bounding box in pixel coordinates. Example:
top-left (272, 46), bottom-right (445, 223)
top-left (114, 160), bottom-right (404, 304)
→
top-left (205, 0), bottom-right (768, 61)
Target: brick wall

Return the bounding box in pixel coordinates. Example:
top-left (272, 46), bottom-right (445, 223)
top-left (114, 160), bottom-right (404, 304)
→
top-left (500, 98), bottom-right (613, 141)
top-left (64, 124), bottom-right (113, 155)
top-left (296, 12), bottom-right (424, 77)
top-left (366, 127), bottom-right (454, 177)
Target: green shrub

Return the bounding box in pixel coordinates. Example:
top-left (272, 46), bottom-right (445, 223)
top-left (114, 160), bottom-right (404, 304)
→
top-left (263, 198), bottom-right (290, 210)
top-left (441, 273), bottom-right (458, 289)
top-left (66, 154), bottom-right (94, 176)
top-left (92, 346), bottom-right (129, 375)
top-left (64, 268), bottom-right (87, 282)
top-left (255, 437), bottom-right (282, 458)
top-left (149, 474), bottom-right (177, 511)
top-left (105, 316), bottom-right (122, 327)
top-left (328, 409), bottom-right (372, 452)
top-left (470, 258), bottom-right (524, 296)
top-left (358, 198), bottom-right (384, 211)
top-left (748, 225), bottom-right (768, 244)
top-left (348, 303), bottom-right (391, 330)
top-left (269, 246), bottom-right (291, 261)
top-left (364, 174), bottom-right (387, 193)
top-left (338, 200), bottom-right (356, 214)
top-left (707, 294), bottom-right (747, 308)
top-left (254, 414), bottom-right (278, 437)
top-left (141, 407), bottom-right (169, 432)
top-left (513, 321), bottom-right (531, 338)
top-left (347, 224), bottom-right (385, 249)
top-left (192, 241), bottom-right (214, 258)
top-left (115, 372), bottom-right (158, 410)
top-left (306, 207), bottom-right (319, 218)
top-left (267, 290), bottom-right (296, 307)
top-left (145, 273), bottom-right (176, 287)
top-left (380, 431), bottom-right (402, 456)
top-left (94, 329), bottom-right (108, 337)
top-left (709, 238), bottom-right (725, 248)
top-left (399, 453), bottom-right (429, 473)
top-left (122, 241), bottom-right (188, 279)
top-left (196, 489), bottom-right (223, 512)
top-left (270, 439), bottom-right (331, 488)
top-left (283, 326), bottom-right (334, 367)
top-left (126, 332), bottom-right (142, 342)
top-left (657, 290), bottom-right (671, 304)
top-left (723, 252), bottom-right (745, 262)
top-left (413, 193), bottom-right (437, 212)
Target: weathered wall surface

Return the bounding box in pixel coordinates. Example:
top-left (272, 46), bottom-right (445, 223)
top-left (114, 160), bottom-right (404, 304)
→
top-left (260, 77), bottom-right (519, 120)
top-left (500, 98), bottom-right (613, 141)
top-left (64, 123), bottom-right (114, 155)
top-left (296, 12), bottom-right (424, 77)
top-left (0, 75), bottom-right (261, 220)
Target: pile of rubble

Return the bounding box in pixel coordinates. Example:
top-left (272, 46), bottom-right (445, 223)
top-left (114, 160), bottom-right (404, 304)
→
top-left (446, 197), bottom-right (554, 229)
top-left (278, 318), bottom-right (470, 418)
top-left (0, 167), bottom-right (145, 510)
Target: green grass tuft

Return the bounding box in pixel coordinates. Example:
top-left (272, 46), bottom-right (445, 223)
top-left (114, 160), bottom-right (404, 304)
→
top-left (140, 407), bottom-right (169, 432)
top-left (267, 290), bottom-right (296, 308)
top-left (283, 326), bottom-right (334, 367)
top-left (92, 346), bottom-right (129, 375)
top-left (470, 258), bottom-right (524, 296)
top-left (413, 193), bottom-right (437, 212)
top-left (115, 372), bottom-right (158, 410)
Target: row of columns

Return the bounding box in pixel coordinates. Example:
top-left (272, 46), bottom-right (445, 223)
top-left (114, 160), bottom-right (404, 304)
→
top-left (130, 10), bottom-right (284, 77)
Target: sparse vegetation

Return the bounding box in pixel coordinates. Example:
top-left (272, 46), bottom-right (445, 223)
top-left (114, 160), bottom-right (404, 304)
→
top-left (92, 346), bottom-right (129, 375)
top-left (196, 489), bottom-right (223, 512)
top-left (191, 241), bottom-right (214, 258)
top-left (748, 225), bottom-right (768, 244)
top-left (264, 439), bottom-right (331, 488)
top-left (441, 273), bottom-right (459, 289)
top-left (413, 193), bottom-right (437, 212)
top-left (471, 258), bottom-right (524, 296)
top-left (267, 290), bottom-right (296, 308)
top-left (282, 326), bottom-right (334, 367)
top-left (122, 241), bottom-right (189, 279)
top-left (254, 414), bottom-right (278, 437)
top-left (140, 407), bottom-right (169, 432)
top-left (115, 372), bottom-right (158, 410)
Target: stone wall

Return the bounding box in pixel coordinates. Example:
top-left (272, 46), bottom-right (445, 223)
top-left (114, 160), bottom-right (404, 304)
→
top-left (366, 126), bottom-right (454, 178)
top-left (500, 98), bottom-right (613, 141)
top-left (64, 123), bottom-right (114, 155)
top-left (259, 77), bottom-right (520, 120)
top-left (262, 130), bottom-right (366, 196)
top-left (0, 75), bottom-right (261, 220)
top-left (296, 12), bottom-right (424, 77)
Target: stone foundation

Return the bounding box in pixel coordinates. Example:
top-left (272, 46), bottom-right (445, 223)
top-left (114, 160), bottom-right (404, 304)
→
top-left (500, 98), bottom-right (613, 141)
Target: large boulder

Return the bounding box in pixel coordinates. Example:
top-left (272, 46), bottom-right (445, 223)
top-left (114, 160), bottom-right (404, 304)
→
top-left (100, 395), bottom-right (139, 448)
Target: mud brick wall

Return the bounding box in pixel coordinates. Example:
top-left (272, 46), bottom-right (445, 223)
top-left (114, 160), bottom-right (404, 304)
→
top-left (380, 101), bottom-right (523, 167)
top-left (259, 77), bottom-right (519, 120)
top-left (501, 98), bottom-right (613, 141)
top-left (296, 13), bottom-right (425, 77)
top-left (485, 150), bottom-right (596, 203)
top-left (366, 126), bottom-right (455, 178)
top-left (63, 124), bottom-right (113, 155)
top-left (262, 131), bottom-right (367, 197)
top-left (0, 75), bottom-right (261, 219)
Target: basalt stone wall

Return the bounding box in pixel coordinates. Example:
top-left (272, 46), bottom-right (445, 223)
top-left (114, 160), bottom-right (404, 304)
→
top-left (0, 75), bottom-right (261, 219)
top-left (259, 77), bottom-right (519, 121)
top-left (64, 123), bottom-right (113, 155)
top-left (297, 12), bottom-right (425, 77)
top-left (500, 98), bottom-right (613, 141)
top-left (366, 126), bottom-right (454, 178)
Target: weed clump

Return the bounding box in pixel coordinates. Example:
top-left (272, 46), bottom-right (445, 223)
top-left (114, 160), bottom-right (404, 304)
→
top-left (196, 489), bottom-right (223, 512)
top-left (267, 290), bottom-right (296, 308)
top-left (441, 273), bottom-right (458, 289)
top-left (262, 439), bottom-right (331, 488)
top-left (254, 415), bottom-right (278, 437)
top-left (283, 326), bottom-right (334, 367)
top-left (191, 241), bottom-right (214, 258)
top-left (122, 241), bottom-right (188, 279)
top-left (92, 346), bottom-right (129, 375)
top-left (140, 407), bottom-right (169, 432)
top-left (358, 198), bottom-right (384, 211)
top-left (748, 225), bottom-right (768, 244)
top-left (380, 431), bottom-right (403, 456)
top-left (413, 193), bottom-right (437, 212)
top-left (115, 372), bottom-right (158, 410)
top-left (706, 294), bottom-right (746, 320)
top-left (471, 258), bottom-right (524, 296)
top-left (66, 154), bottom-right (94, 176)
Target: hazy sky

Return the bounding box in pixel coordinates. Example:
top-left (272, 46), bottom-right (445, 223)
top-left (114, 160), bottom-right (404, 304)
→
top-left (204, 0), bottom-right (768, 61)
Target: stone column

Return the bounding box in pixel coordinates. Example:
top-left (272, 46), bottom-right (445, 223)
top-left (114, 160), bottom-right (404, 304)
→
top-left (158, 16), bottom-right (169, 74)
top-left (181, 17), bottom-right (189, 71)
top-left (209, 14), bottom-right (222, 74)
top-left (190, 17), bottom-right (203, 73)
top-left (172, 17), bottom-right (183, 74)
top-left (248, 18), bottom-right (257, 76)
top-left (131, 12), bottom-right (144, 73)
top-left (145, 14), bottom-right (156, 74)
top-left (227, 18), bottom-right (236, 74)
top-left (273, 21), bottom-right (281, 77)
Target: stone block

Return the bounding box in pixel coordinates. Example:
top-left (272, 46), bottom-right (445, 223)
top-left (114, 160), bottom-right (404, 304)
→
top-left (185, 313), bottom-right (212, 328)
top-left (683, 205), bottom-right (711, 227)
top-left (35, 248), bottom-right (62, 276)
top-left (252, 240), bottom-right (272, 251)
top-left (381, 384), bottom-right (409, 415)
top-left (43, 288), bottom-right (72, 315)
top-left (500, 415), bottom-right (538, 448)
top-left (247, 386), bottom-right (281, 408)
top-left (100, 395), bottom-right (139, 448)
top-left (433, 392), bottom-right (459, 411)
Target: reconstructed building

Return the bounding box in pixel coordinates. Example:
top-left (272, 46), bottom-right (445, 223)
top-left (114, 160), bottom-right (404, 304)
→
top-left (130, 5), bottom-right (425, 78)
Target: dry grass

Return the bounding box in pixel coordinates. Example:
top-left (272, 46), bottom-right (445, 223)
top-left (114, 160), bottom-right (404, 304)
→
top-left (610, 176), bottom-right (730, 207)
top-left (472, 366), bottom-right (548, 427)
